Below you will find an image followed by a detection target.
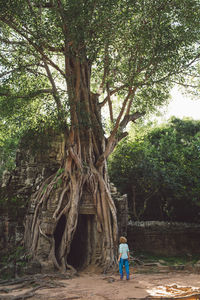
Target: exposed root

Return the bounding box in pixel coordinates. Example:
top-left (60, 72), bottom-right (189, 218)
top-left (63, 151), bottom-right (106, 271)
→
top-left (31, 172), bottom-right (63, 234)
top-left (0, 274), bottom-right (70, 300)
top-left (39, 225), bottom-right (51, 241)
top-left (66, 263), bottom-right (77, 275)
top-left (25, 147), bottom-right (118, 273)
top-left (53, 186), bottom-right (69, 219)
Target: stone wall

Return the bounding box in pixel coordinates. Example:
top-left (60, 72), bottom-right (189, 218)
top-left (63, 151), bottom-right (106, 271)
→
top-left (111, 183), bottom-right (128, 238)
top-left (0, 216), bottom-right (24, 257)
top-left (128, 221), bottom-right (200, 256)
top-left (0, 131), bottom-right (65, 272)
top-left (1, 130), bottom-right (65, 196)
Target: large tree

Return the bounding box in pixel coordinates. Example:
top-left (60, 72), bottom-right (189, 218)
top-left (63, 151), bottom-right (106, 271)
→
top-left (0, 0), bottom-right (200, 272)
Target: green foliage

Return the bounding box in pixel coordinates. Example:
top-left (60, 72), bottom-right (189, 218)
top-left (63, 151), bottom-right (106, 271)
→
top-left (0, 0), bottom-right (200, 134)
top-left (0, 0), bottom-right (199, 178)
top-left (56, 168), bottom-right (64, 176)
top-left (109, 118), bottom-right (200, 222)
top-left (0, 88), bottom-right (66, 176)
top-left (51, 168), bottom-right (64, 188)
top-left (0, 127), bottom-right (19, 176)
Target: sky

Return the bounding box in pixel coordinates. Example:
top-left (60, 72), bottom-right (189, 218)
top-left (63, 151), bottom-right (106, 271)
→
top-left (154, 86), bottom-right (200, 122)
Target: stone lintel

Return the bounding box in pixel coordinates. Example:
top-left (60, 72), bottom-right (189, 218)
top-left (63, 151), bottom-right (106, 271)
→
top-left (79, 204), bottom-right (96, 215)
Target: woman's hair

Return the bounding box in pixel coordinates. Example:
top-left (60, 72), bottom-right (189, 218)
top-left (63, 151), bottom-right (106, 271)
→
top-left (119, 236), bottom-right (127, 243)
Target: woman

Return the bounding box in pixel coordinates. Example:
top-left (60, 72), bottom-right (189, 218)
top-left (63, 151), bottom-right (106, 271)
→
top-left (118, 236), bottom-right (130, 280)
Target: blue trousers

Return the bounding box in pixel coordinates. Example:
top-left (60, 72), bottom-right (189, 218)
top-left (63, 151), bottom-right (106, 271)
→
top-left (119, 258), bottom-right (129, 279)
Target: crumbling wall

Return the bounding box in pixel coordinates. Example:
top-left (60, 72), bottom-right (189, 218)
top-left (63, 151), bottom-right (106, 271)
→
top-left (0, 130), bottom-right (65, 263)
top-left (128, 221), bottom-right (200, 256)
top-left (1, 130), bottom-right (64, 196)
top-left (111, 183), bottom-right (128, 238)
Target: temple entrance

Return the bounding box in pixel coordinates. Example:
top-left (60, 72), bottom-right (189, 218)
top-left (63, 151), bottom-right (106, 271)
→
top-left (67, 214), bottom-right (95, 270)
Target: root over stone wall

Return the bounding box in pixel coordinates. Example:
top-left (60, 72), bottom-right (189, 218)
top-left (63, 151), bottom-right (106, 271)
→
top-left (0, 130), bottom-right (128, 273)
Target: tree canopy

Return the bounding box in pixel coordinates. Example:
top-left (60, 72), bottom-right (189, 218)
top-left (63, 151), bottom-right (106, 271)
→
top-left (0, 0), bottom-right (200, 149)
top-left (108, 118), bottom-right (200, 223)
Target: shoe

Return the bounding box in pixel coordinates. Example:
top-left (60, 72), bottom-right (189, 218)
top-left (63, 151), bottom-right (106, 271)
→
top-left (120, 276), bottom-right (123, 280)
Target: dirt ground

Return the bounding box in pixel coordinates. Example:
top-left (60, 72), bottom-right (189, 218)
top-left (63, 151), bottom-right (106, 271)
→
top-left (1, 270), bottom-right (200, 300)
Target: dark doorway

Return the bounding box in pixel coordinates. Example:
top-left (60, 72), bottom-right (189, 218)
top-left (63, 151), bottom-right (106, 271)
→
top-left (54, 214), bottom-right (66, 264)
top-left (68, 214), bottom-right (93, 270)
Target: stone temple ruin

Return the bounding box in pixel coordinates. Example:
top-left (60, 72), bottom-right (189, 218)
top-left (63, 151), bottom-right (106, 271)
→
top-left (0, 129), bottom-right (128, 272)
top-left (1, 129), bottom-right (200, 276)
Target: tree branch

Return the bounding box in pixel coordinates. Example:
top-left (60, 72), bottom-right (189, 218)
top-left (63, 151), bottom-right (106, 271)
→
top-left (35, 2), bottom-right (54, 8)
top-left (119, 112), bottom-right (145, 132)
top-left (106, 82), bottom-right (113, 123)
top-left (98, 43), bottom-right (109, 94)
top-left (170, 80), bottom-right (199, 89)
top-left (0, 89), bottom-right (53, 99)
top-left (0, 16), bottom-right (66, 78)
top-left (0, 37), bottom-right (27, 46)
top-left (99, 84), bottom-right (127, 107)
top-left (96, 89), bottom-right (133, 168)
top-left (146, 54), bottom-right (200, 87)
top-left (0, 64), bottom-right (45, 79)
top-left (43, 59), bottom-right (63, 113)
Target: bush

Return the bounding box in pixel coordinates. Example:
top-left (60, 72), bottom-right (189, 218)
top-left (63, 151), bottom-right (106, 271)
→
top-left (109, 118), bottom-right (200, 222)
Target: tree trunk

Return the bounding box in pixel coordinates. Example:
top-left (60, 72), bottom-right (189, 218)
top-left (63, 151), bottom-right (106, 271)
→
top-left (24, 57), bottom-right (118, 273)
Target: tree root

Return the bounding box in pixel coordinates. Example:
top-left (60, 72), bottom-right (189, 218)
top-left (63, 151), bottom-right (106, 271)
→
top-left (0, 273), bottom-right (70, 300)
top-left (25, 146), bottom-right (118, 272)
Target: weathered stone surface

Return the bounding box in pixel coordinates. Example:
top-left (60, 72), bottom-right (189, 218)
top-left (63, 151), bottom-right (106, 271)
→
top-left (1, 131), bottom-right (64, 196)
top-left (111, 183), bottom-right (128, 238)
top-left (0, 131), bottom-right (65, 272)
top-left (128, 221), bottom-right (200, 256)
top-left (193, 261), bottom-right (200, 273)
top-left (1, 170), bottom-right (12, 187)
top-left (0, 216), bottom-right (24, 257)
top-left (23, 260), bottom-right (42, 275)
top-left (79, 203), bottom-right (96, 214)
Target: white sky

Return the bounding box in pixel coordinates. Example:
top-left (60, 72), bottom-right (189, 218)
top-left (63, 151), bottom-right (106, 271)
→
top-left (154, 86), bottom-right (200, 122)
